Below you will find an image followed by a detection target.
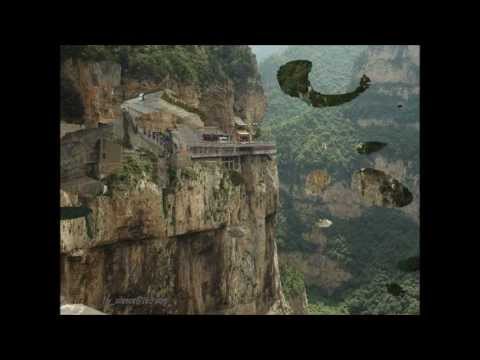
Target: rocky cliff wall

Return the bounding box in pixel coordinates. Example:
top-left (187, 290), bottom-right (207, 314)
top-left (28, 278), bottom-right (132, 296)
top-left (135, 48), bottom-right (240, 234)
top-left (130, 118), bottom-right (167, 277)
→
top-left (61, 59), bottom-right (123, 128)
top-left (60, 46), bottom-right (288, 314)
top-left (354, 45), bottom-right (419, 89)
top-left (349, 45), bottom-right (420, 222)
top-left (60, 46), bottom-right (266, 133)
top-left (61, 154), bottom-right (288, 314)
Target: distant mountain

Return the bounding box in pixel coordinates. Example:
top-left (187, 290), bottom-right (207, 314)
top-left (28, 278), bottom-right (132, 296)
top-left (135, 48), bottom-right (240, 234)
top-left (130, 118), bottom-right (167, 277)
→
top-left (258, 45), bottom-right (420, 315)
top-left (249, 45), bottom-right (289, 63)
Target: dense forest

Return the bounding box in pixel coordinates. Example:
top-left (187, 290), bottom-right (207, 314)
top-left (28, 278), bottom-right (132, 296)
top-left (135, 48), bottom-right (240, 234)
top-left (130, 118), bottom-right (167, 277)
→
top-left (253, 45), bottom-right (420, 314)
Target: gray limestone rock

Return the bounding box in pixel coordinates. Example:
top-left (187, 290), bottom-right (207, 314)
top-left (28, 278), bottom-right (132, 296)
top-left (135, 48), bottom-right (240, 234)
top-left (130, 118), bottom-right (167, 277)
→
top-left (60, 304), bottom-right (107, 315)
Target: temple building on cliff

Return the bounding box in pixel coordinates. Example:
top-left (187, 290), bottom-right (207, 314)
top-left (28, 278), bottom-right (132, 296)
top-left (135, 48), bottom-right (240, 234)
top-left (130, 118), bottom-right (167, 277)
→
top-left (233, 117), bottom-right (251, 143)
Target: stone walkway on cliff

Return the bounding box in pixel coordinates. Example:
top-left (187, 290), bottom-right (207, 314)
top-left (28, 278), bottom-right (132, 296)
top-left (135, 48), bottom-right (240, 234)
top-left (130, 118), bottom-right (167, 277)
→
top-left (122, 90), bottom-right (277, 159)
top-left (123, 91), bottom-right (199, 120)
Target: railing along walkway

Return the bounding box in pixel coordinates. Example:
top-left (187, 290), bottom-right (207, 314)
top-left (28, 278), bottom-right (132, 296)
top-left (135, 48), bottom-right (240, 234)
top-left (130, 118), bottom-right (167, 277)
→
top-left (188, 143), bottom-right (276, 159)
top-left (123, 103), bottom-right (276, 159)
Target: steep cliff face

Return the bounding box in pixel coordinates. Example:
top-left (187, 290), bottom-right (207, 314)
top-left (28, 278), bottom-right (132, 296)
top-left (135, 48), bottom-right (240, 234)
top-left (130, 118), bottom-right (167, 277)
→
top-left (347, 45), bottom-right (420, 121)
top-left (61, 59), bottom-right (123, 128)
top-left (60, 46), bottom-right (266, 133)
top-left (61, 155), bottom-right (286, 314)
top-left (353, 45), bottom-right (419, 88)
top-left (60, 45), bottom-right (287, 315)
top-left (348, 45), bottom-right (420, 223)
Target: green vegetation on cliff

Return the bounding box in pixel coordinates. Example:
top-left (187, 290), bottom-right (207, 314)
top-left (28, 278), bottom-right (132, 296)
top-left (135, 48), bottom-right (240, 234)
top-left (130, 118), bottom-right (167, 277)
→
top-left (307, 301), bottom-right (349, 315)
top-left (61, 45), bottom-right (259, 88)
top-left (342, 272), bottom-right (419, 315)
top-left (160, 92), bottom-right (208, 121)
top-left (60, 45), bottom-right (118, 62)
top-left (105, 150), bottom-right (157, 195)
top-left (280, 263), bottom-right (305, 300)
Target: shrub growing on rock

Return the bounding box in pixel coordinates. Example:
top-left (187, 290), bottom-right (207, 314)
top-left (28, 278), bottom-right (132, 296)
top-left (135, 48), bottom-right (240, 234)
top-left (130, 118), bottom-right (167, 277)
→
top-left (229, 170), bottom-right (245, 186)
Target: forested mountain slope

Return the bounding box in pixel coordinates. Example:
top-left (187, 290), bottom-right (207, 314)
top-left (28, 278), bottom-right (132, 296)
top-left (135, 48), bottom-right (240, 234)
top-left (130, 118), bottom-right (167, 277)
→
top-left (258, 45), bottom-right (420, 315)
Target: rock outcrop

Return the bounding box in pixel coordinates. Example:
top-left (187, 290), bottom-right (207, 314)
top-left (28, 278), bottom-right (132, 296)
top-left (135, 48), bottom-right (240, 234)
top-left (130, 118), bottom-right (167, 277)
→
top-left (287, 287), bottom-right (309, 315)
top-left (349, 45), bottom-right (420, 221)
top-left (352, 45), bottom-right (419, 93)
top-left (60, 46), bottom-right (266, 134)
top-left (61, 59), bottom-right (123, 128)
top-left (61, 304), bottom-right (107, 315)
top-left (348, 45), bottom-right (420, 121)
top-left (351, 168), bottom-right (413, 208)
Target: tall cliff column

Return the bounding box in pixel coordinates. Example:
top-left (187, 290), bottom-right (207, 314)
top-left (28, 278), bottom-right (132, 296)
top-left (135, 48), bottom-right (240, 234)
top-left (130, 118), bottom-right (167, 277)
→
top-left (60, 45), bottom-right (288, 315)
